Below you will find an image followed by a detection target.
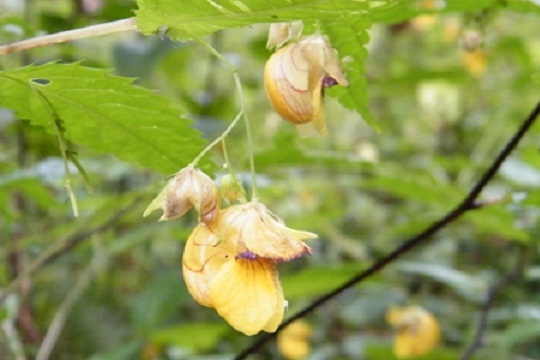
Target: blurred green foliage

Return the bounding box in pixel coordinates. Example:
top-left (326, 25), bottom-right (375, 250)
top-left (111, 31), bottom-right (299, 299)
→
top-left (1, 0), bottom-right (540, 359)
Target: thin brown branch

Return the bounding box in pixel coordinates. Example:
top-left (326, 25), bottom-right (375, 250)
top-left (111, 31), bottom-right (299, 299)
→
top-left (0, 18), bottom-right (137, 56)
top-left (461, 247), bottom-right (527, 360)
top-left (234, 100), bottom-right (540, 359)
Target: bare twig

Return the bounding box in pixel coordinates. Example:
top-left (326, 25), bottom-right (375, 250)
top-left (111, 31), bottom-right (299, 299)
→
top-left (461, 247), bottom-right (527, 360)
top-left (35, 240), bottom-right (105, 360)
top-left (0, 198), bottom-right (141, 306)
top-left (235, 101), bottom-right (540, 359)
top-left (0, 18), bottom-right (137, 56)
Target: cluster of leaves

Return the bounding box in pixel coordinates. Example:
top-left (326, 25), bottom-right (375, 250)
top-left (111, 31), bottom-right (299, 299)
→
top-left (1, 0), bottom-right (540, 359)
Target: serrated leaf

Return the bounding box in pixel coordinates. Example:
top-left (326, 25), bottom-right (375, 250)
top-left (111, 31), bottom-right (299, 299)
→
top-left (0, 63), bottom-right (207, 175)
top-left (322, 17), bottom-right (375, 128)
top-left (135, 0), bottom-right (396, 40)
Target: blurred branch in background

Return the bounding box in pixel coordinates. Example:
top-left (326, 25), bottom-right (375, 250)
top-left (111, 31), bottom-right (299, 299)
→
top-left (235, 100), bottom-right (540, 359)
top-left (35, 238), bottom-right (107, 360)
top-left (0, 197), bottom-right (142, 306)
top-left (461, 246), bottom-right (528, 360)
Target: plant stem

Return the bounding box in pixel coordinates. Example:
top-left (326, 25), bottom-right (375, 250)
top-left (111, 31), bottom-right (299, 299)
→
top-left (0, 18), bottom-right (137, 56)
top-left (189, 110), bottom-right (243, 167)
top-left (193, 38), bottom-right (258, 199)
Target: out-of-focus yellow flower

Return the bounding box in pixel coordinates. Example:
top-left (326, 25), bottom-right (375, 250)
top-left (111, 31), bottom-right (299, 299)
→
top-left (277, 320), bottom-right (312, 360)
top-left (143, 166), bottom-right (219, 224)
top-left (386, 306), bottom-right (441, 359)
top-left (182, 202), bottom-right (317, 336)
top-left (462, 48), bottom-right (487, 77)
top-left (264, 35), bottom-right (348, 136)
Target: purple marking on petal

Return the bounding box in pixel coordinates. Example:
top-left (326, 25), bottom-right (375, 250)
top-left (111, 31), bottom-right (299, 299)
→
top-left (236, 251), bottom-right (259, 261)
top-left (322, 76), bottom-right (338, 88)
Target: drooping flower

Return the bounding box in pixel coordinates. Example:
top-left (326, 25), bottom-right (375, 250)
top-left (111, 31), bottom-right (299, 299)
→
top-left (386, 305), bottom-right (441, 359)
top-left (143, 166), bottom-right (219, 224)
top-left (182, 202), bottom-right (317, 336)
top-left (277, 320), bottom-right (312, 360)
top-left (264, 35), bottom-right (348, 136)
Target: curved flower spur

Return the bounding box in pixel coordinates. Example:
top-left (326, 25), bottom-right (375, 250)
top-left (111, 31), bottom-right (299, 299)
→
top-left (264, 23), bottom-right (349, 136)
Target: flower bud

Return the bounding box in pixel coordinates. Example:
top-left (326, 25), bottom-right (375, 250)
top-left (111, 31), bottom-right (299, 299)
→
top-left (219, 174), bottom-right (247, 204)
top-left (143, 166), bottom-right (219, 224)
top-left (264, 35), bottom-right (348, 136)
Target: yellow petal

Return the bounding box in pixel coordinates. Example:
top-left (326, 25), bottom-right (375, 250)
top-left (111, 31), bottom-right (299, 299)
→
top-left (264, 44), bottom-right (314, 124)
top-left (182, 225), bottom-right (230, 307)
top-left (220, 202), bottom-right (316, 262)
top-left (208, 258), bottom-right (285, 336)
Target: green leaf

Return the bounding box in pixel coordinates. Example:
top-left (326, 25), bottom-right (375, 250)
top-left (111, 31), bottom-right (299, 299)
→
top-left (0, 63), bottom-right (207, 175)
top-left (282, 264), bottom-right (375, 299)
top-left (322, 16), bottom-right (376, 128)
top-left (135, 0), bottom-right (396, 40)
top-left (151, 323), bottom-right (228, 351)
top-left (396, 262), bottom-right (486, 302)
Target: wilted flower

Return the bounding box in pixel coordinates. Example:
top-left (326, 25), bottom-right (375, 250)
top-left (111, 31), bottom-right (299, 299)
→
top-left (277, 320), bottom-right (312, 360)
top-left (264, 35), bottom-right (348, 136)
top-left (182, 202), bottom-right (317, 336)
top-left (143, 166), bottom-right (219, 224)
top-left (219, 201), bottom-right (316, 262)
top-left (386, 305), bottom-right (441, 359)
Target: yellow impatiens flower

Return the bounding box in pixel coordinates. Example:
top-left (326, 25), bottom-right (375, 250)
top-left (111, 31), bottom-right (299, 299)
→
top-left (182, 202), bottom-right (316, 336)
top-left (386, 305), bottom-right (441, 359)
top-left (264, 35), bottom-right (348, 136)
top-left (143, 166), bottom-right (219, 224)
top-left (277, 320), bottom-right (312, 360)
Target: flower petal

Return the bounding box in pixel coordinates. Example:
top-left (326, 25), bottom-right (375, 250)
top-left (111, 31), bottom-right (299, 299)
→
top-left (209, 258), bottom-right (285, 336)
top-left (182, 225), bottom-right (230, 307)
top-left (220, 202), bottom-right (316, 262)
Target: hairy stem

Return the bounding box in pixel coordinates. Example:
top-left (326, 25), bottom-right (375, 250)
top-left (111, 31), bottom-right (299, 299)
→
top-left (194, 38), bottom-right (259, 199)
top-left (0, 18), bottom-right (137, 56)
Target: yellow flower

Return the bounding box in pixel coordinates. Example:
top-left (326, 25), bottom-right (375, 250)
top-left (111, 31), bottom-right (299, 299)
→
top-left (181, 202), bottom-right (317, 336)
top-left (264, 35), bottom-right (348, 136)
top-left (143, 166), bottom-right (219, 224)
top-left (277, 320), bottom-right (312, 360)
top-left (182, 223), bottom-right (286, 336)
top-left (386, 305), bottom-right (441, 359)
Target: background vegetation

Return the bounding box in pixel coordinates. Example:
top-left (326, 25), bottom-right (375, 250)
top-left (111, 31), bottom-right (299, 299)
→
top-left (1, 0), bottom-right (540, 359)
